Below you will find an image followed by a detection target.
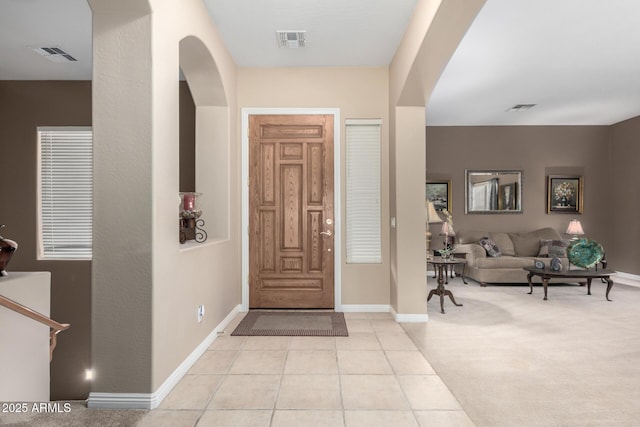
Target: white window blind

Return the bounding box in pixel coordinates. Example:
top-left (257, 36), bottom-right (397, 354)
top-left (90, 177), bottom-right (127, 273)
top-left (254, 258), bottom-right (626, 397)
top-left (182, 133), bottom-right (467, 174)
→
top-left (38, 127), bottom-right (93, 260)
top-left (345, 119), bottom-right (382, 264)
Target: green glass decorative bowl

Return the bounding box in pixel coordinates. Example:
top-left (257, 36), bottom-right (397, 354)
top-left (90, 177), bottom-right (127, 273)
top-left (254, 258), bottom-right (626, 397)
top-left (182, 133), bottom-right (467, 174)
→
top-left (567, 239), bottom-right (604, 269)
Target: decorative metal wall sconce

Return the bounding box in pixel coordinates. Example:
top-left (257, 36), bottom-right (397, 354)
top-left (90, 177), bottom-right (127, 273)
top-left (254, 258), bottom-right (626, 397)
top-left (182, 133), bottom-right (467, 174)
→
top-left (179, 192), bottom-right (207, 244)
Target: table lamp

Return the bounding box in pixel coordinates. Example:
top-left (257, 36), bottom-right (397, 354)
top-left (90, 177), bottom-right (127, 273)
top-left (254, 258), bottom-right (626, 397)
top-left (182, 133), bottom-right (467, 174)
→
top-left (425, 201), bottom-right (442, 256)
top-left (565, 219), bottom-right (584, 241)
top-left (440, 221), bottom-right (455, 250)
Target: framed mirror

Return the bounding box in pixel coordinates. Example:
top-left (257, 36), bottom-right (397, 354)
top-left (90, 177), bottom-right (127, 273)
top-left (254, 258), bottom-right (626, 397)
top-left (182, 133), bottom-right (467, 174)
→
top-left (465, 170), bottom-right (523, 214)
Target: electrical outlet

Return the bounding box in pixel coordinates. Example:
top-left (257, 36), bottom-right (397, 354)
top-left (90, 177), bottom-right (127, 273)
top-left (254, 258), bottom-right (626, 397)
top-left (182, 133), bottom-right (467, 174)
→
top-left (197, 305), bottom-right (205, 323)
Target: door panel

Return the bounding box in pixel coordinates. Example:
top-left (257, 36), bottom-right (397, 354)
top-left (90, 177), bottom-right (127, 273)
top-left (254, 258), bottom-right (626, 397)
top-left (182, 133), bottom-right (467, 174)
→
top-left (249, 114), bottom-right (334, 308)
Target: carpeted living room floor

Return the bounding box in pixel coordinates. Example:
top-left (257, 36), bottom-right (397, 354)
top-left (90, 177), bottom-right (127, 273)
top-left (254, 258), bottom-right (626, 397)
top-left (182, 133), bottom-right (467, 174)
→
top-left (403, 276), bottom-right (640, 427)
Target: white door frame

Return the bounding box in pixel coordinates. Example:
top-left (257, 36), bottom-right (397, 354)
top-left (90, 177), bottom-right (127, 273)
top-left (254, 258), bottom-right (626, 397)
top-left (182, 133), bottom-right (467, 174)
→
top-left (241, 108), bottom-right (342, 311)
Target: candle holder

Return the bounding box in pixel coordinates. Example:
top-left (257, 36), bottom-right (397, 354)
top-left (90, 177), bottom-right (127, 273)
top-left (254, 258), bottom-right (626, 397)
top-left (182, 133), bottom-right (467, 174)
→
top-left (179, 192), bottom-right (207, 244)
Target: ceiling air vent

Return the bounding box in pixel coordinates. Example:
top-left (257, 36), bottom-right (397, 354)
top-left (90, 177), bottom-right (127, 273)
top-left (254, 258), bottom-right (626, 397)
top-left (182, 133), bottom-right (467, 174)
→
top-left (276, 31), bottom-right (306, 48)
top-left (31, 47), bottom-right (77, 63)
top-left (507, 104), bottom-right (536, 112)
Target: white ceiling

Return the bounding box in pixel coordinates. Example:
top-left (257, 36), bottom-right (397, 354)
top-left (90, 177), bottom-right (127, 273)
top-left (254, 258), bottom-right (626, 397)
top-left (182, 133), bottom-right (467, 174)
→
top-left (1, 0), bottom-right (639, 126)
top-left (426, 0), bottom-right (640, 126)
top-left (203, 0), bottom-right (417, 67)
top-left (0, 0), bottom-right (93, 80)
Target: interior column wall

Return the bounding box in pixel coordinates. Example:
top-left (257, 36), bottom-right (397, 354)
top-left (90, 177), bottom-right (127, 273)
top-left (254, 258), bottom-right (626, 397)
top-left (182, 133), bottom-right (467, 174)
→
top-left (392, 107), bottom-right (428, 317)
top-left (148, 0), bottom-right (238, 395)
top-left (388, 0), bottom-right (486, 319)
top-left (90, 7), bottom-right (154, 393)
top-left (90, 0), bottom-right (239, 403)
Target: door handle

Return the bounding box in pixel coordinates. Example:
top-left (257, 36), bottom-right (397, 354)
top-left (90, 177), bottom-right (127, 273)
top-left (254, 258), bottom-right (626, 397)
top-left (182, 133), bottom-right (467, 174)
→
top-left (320, 230), bottom-right (333, 237)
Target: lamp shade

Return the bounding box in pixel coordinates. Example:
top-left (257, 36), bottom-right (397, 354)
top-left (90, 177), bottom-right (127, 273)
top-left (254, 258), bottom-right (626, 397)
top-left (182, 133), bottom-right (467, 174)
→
top-left (426, 201), bottom-right (442, 224)
top-left (565, 219), bottom-right (584, 236)
top-left (440, 221), bottom-right (455, 236)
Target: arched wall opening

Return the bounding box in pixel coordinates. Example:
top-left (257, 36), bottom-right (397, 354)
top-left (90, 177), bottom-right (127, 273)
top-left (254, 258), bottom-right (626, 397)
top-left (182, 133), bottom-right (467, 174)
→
top-left (179, 35), bottom-right (229, 242)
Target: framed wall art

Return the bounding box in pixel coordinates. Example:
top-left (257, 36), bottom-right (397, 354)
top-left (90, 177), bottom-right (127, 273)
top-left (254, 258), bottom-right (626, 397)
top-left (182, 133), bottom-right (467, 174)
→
top-left (426, 181), bottom-right (451, 212)
top-left (547, 175), bottom-right (583, 214)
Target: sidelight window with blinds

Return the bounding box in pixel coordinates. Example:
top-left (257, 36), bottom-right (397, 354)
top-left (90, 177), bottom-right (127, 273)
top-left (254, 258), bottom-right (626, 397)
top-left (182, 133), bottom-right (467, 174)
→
top-left (345, 119), bottom-right (382, 264)
top-left (37, 127), bottom-right (93, 260)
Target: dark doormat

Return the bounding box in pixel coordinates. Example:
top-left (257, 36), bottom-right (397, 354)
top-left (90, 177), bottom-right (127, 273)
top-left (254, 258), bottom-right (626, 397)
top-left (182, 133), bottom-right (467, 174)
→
top-left (231, 311), bottom-right (348, 337)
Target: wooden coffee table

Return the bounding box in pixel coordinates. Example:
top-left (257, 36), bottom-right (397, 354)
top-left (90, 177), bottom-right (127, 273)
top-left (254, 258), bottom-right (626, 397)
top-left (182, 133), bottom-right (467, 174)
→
top-left (427, 259), bottom-right (467, 313)
top-left (524, 266), bottom-right (615, 301)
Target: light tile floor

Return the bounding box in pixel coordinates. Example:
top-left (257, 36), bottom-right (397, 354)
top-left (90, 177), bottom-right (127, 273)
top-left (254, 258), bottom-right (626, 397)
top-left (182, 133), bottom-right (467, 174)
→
top-left (136, 312), bottom-right (474, 427)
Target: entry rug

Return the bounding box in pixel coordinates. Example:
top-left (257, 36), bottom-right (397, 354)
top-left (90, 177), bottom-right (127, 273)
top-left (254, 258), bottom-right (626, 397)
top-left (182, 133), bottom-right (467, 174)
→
top-left (231, 311), bottom-right (348, 337)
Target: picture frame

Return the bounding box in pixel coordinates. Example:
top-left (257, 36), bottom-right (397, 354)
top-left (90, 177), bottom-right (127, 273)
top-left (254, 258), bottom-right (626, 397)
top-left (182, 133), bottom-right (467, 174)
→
top-left (465, 170), bottom-right (523, 214)
top-left (547, 175), bottom-right (583, 214)
top-left (426, 181), bottom-right (451, 212)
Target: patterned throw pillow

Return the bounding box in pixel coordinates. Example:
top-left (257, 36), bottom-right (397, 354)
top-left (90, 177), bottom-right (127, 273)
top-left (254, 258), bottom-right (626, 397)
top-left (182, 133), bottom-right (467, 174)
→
top-left (538, 239), bottom-right (568, 258)
top-left (479, 237), bottom-right (502, 257)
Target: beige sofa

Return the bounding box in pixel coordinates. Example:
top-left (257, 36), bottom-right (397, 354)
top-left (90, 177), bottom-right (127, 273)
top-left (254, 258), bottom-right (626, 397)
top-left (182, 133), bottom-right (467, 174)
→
top-left (454, 227), bottom-right (574, 286)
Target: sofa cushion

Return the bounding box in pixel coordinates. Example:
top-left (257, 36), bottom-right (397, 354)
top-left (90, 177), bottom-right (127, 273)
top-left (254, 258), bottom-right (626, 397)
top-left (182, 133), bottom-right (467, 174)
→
top-left (476, 256), bottom-right (535, 269)
top-left (489, 232), bottom-right (515, 256)
top-left (538, 239), bottom-right (568, 258)
top-left (508, 227), bottom-right (562, 257)
top-left (456, 229), bottom-right (489, 245)
top-left (479, 237), bottom-right (502, 257)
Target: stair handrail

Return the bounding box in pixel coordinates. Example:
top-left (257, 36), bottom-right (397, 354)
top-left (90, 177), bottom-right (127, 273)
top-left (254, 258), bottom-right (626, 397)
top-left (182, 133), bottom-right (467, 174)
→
top-left (0, 294), bottom-right (70, 361)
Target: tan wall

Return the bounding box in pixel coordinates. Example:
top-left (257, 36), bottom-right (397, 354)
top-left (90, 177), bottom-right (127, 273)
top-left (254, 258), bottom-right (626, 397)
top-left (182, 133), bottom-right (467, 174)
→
top-left (0, 80), bottom-right (198, 399)
top-left (0, 81), bottom-right (92, 400)
top-left (148, 0), bottom-right (239, 393)
top-left (238, 67), bottom-right (391, 306)
top-left (426, 125), bottom-right (613, 258)
top-left (91, 0), bottom-right (240, 396)
top-left (610, 116), bottom-right (640, 275)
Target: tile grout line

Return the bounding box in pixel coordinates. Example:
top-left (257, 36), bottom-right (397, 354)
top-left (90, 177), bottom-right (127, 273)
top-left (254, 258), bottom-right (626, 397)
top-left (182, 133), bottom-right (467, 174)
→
top-left (193, 336), bottom-right (246, 425)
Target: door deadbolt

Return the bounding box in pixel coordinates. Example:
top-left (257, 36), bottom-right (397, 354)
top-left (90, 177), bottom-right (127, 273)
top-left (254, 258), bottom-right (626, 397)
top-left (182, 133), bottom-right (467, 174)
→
top-left (326, 219), bottom-right (333, 225)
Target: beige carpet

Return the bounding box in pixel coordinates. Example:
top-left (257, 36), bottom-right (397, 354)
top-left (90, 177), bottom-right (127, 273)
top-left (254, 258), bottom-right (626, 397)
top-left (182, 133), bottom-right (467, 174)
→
top-left (231, 310), bottom-right (348, 336)
top-left (403, 277), bottom-right (640, 427)
top-left (0, 401), bottom-right (147, 426)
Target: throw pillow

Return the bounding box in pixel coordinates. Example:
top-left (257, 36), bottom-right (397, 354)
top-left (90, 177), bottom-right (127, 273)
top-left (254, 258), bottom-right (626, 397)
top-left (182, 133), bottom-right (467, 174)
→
top-left (479, 237), bottom-right (502, 257)
top-left (509, 228), bottom-right (561, 257)
top-left (538, 239), bottom-right (568, 258)
top-left (489, 232), bottom-right (516, 256)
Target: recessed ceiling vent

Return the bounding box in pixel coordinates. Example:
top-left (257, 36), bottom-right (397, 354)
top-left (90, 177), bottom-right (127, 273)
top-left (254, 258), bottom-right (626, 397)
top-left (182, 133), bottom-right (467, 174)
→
top-left (276, 31), bottom-right (306, 48)
top-left (31, 47), bottom-right (77, 62)
top-left (507, 104), bottom-right (536, 112)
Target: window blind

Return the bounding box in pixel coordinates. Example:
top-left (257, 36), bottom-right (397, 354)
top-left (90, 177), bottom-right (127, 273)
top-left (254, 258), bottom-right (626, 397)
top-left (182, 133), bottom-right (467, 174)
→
top-left (345, 119), bottom-right (382, 264)
top-left (38, 127), bottom-right (93, 260)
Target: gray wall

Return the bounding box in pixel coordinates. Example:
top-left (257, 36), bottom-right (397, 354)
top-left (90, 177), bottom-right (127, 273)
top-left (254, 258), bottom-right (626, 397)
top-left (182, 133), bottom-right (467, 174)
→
top-left (0, 81), bottom-right (196, 399)
top-left (426, 126), bottom-right (615, 263)
top-left (179, 83), bottom-right (196, 192)
top-left (610, 116), bottom-right (640, 275)
top-left (0, 81), bottom-right (92, 399)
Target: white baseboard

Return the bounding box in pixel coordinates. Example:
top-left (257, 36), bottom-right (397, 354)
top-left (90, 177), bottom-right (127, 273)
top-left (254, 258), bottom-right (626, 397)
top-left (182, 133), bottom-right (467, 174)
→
top-left (390, 306), bottom-right (429, 323)
top-left (614, 271), bottom-right (640, 288)
top-left (87, 304), bottom-right (242, 410)
top-left (86, 392), bottom-right (154, 410)
top-left (339, 304), bottom-right (390, 312)
top-left (338, 304), bottom-right (428, 322)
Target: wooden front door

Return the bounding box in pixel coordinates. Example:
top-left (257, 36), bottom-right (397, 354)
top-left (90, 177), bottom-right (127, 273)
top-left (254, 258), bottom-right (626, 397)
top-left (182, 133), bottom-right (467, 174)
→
top-left (249, 114), bottom-right (334, 308)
